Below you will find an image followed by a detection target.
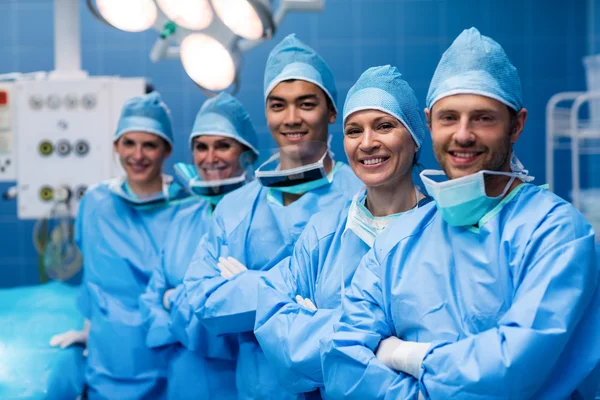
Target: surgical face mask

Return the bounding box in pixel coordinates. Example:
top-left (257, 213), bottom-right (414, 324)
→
top-left (420, 169), bottom-right (520, 227)
top-left (345, 187), bottom-right (420, 247)
top-left (109, 176), bottom-right (169, 206)
top-left (509, 153), bottom-right (534, 183)
top-left (109, 175), bottom-right (188, 207)
top-left (255, 148), bottom-right (333, 194)
top-left (421, 153), bottom-right (533, 227)
top-left (340, 187), bottom-right (420, 306)
top-left (174, 163), bottom-right (248, 202)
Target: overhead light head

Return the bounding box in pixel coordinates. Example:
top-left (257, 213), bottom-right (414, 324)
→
top-left (156, 0), bottom-right (214, 31)
top-left (95, 0), bottom-right (157, 32)
top-left (210, 0), bottom-right (274, 40)
top-left (180, 33), bottom-right (240, 91)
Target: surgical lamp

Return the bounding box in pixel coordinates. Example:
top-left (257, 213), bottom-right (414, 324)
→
top-left (157, 0), bottom-right (214, 30)
top-left (92, 0), bottom-right (158, 32)
top-left (211, 0), bottom-right (275, 40)
top-left (87, 0), bottom-right (325, 93)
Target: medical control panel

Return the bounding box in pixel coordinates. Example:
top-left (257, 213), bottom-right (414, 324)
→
top-left (0, 83), bottom-right (15, 181)
top-left (14, 77), bottom-right (144, 219)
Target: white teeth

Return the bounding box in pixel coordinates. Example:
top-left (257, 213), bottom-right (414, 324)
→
top-left (284, 133), bottom-right (305, 138)
top-left (454, 152), bottom-right (477, 158)
top-left (363, 158), bottom-right (385, 165)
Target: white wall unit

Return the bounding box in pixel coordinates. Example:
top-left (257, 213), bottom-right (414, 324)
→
top-left (0, 82), bottom-right (16, 181)
top-left (14, 76), bottom-right (144, 219)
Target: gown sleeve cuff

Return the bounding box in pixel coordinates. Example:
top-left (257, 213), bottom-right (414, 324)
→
top-left (391, 340), bottom-right (431, 379)
top-left (169, 284), bottom-right (185, 310)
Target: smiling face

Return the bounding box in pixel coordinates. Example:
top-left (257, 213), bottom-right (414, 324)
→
top-left (192, 135), bottom-right (246, 181)
top-left (426, 94), bottom-right (526, 181)
top-left (266, 80), bottom-right (336, 167)
top-left (344, 109), bottom-right (417, 189)
top-left (113, 131), bottom-right (171, 187)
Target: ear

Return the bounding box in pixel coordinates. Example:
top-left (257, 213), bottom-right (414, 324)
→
top-left (511, 108), bottom-right (527, 144)
top-left (113, 140), bottom-right (119, 152)
top-left (163, 143), bottom-right (173, 159)
top-left (328, 109), bottom-right (337, 124)
top-left (424, 108), bottom-right (431, 129)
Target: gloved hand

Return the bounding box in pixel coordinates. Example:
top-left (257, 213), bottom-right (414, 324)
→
top-left (295, 295), bottom-right (317, 311)
top-left (49, 319), bottom-right (90, 356)
top-left (163, 288), bottom-right (175, 310)
top-left (218, 257), bottom-right (248, 280)
top-left (375, 336), bottom-right (431, 378)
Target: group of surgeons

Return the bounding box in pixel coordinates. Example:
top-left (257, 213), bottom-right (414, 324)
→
top-left (48, 27), bottom-right (599, 400)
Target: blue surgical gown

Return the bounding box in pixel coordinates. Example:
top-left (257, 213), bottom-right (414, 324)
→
top-left (178, 162), bottom-right (362, 400)
top-left (321, 183), bottom-right (600, 399)
top-left (76, 182), bottom-right (194, 400)
top-left (139, 200), bottom-right (238, 399)
top-left (254, 192), bottom-right (432, 398)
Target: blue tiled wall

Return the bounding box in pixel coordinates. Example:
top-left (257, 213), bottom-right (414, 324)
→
top-left (0, 0), bottom-right (591, 287)
top-left (594, 0), bottom-right (600, 54)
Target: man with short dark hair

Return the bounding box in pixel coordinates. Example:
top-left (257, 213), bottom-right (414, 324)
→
top-left (171, 34), bottom-right (362, 400)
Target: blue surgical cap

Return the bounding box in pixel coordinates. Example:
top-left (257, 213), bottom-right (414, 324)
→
top-left (426, 27), bottom-right (523, 111)
top-left (115, 92), bottom-right (174, 146)
top-left (189, 92), bottom-right (259, 157)
top-left (344, 65), bottom-right (426, 149)
top-left (264, 34), bottom-right (338, 111)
